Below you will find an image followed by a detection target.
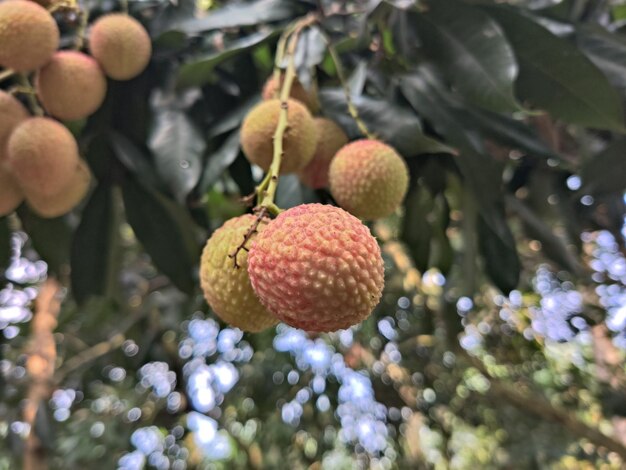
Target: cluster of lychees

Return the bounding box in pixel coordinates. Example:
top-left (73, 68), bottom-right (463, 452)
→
top-left (200, 76), bottom-right (410, 334)
top-left (0, 0), bottom-right (151, 218)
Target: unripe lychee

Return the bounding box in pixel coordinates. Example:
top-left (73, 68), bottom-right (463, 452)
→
top-left (262, 74), bottom-right (315, 110)
top-left (0, 167), bottom-right (23, 216)
top-left (0, 91), bottom-right (29, 160)
top-left (240, 98), bottom-right (318, 174)
top-left (248, 204), bottom-right (384, 332)
top-left (200, 214), bottom-right (278, 332)
top-left (7, 117), bottom-right (80, 197)
top-left (36, 51), bottom-right (107, 121)
top-left (0, 0), bottom-right (60, 72)
top-left (299, 118), bottom-right (348, 189)
top-left (25, 160), bottom-right (91, 218)
top-left (329, 139), bottom-right (409, 220)
top-left (89, 13), bottom-right (152, 80)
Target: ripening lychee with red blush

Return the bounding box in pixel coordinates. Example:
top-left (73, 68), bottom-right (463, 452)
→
top-left (247, 204), bottom-right (384, 332)
top-left (299, 118), bottom-right (348, 189)
top-left (329, 139), bottom-right (409, 220)
top-left (36, 51), bottom-right (107, 121)
top-left (0, 91), bottom-right (29, 161)
top-left (0, 0), bottom-right (60, 72)
top-left (6, 117), bottom-right (80, 197)
top-left (89, 13), bottom-right (152, 80)
top-left (200, 214), bottom-right (279, 332)
top-left (240, 98), bottom-right (318, 174)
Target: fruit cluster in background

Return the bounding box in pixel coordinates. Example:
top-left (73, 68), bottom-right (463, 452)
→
top-left (0, 0), bottom-right (151, 219)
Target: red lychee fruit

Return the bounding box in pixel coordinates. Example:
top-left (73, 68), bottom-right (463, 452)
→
top-left (299, 118), bottom-right (348, 189)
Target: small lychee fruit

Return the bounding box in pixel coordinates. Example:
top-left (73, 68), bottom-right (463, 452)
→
top-left (25, 160), bottom-right (91, 218)
top-left (200, 214), bottom-right (278, 332)
top-left (240, 98), bottom-right (318, 174)
top-left (329, 139), bottom-right (409, 220)
top-left (0, 91), bottom-right (29, 160)
top-left (0, 0), bottom-right (60, 72)
top-left (36, 51), bottom-right (107, 121)
top-left (0, 166), bottom-right (23, 216)
top-left (262, 74), bottom-right (316, 111)
top-left (248, 204), bottom-right (384, 332)
top-left (89, 13), bottom-right (152, 80)
top-left (6, 117), bottom-right (80, 197)
top-left (299, 118), bottom-right (348, 189)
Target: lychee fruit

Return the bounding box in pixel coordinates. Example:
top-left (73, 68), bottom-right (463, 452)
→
top-left (36, 51), bottom-right (107, 121)
top-left (247, 204), bottom-right (384, 332)
top-left (329, 139), bottom-right (409, 220)
top-left (299, 118), bottom-right (348, 189)
top-left (200, 214), bottom-right (279, 332)
top-left (6, 117), bottom-right (80, 197)
top-left (240, 98), bottom-right (318, 174)
top-left (262, 74), bottom-right (316, 111)
top-left (89, 13), bottom-right (152, 80)
top-left (0, 167), bottom-right (23, 216)
top-left (0, 0), bottom-right (60, 72)
top-left (0, 91), bottom-right (29, 160)
top-left (25, 159), bottom-right (91, 218)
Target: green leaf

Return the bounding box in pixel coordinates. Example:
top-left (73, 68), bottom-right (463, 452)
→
top-left (199, 131), bottom-right (241, 193)
top-left (485, 6), bottom-right (625, 131)
top-left (0, 217), bottom-right (10, 272)
top-left (319, 89), bottom-right (454, 156)
top-left (478, 212), bottom-right (520, 294)
top-left (17, 207), bottom-right (72, 275)
top-left (414, 0), bottom-right (521, 113)
top-left (207, 96), bottom-right (260, 138)
top-left (576, 24), bottom-right (626, 95)
top-left (70, 185), bottom-right (115, 304)
top-left (581, 138), bottom-right (626, 194)
top-left (121, 179), bottom-right (198, 294)
top-left (402, 185), bottom-right (433, 273)
top-left (147, 110), bottom-right (205, 203)
top-left (177, 31), bottom-right (278, 88)
top-left (109, 131), bottom-right (164, 191)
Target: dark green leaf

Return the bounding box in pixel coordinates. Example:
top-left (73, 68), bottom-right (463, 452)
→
top-left (109, 131), bottom-right (164, 191)
top-left (485, 6), bottom-right (625, 131)
top-left (70, 185), bottom-right (115, 304)
top-left (319, 89), bottom-right (454, 156)
top-left (148, 110), bottom-right (205, 203)
top-left (414, 0), bottom-right (521, 113)
top-left (576, 24), bottom-right (626, 95)
top-left (207, 95), bottom-right (260, 138)
top-left (581, 138), bottom-right (626, 194)
top-left (122, 179), bottom-right (198, 294)
top-left (17, 207), bottom-right (72, 275)
top-left (177, 31), bottom-right (278, 88)
top-left (199, 131), bottom-right (241, 193)
top-left (402, 185), bottom-right (433, 272)
top-left (228, 153), bottom-right (255, 196)
top-left (478, 211), bottom-right (520, 294)
top-left (0, 217), bottom-right (10, 272)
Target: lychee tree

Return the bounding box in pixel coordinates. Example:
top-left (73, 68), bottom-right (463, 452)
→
top-left (1, 0), bottom-right (626, 468)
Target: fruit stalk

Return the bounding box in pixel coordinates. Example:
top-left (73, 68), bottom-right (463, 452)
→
top-left (17, 74), bottom-right (43, 116)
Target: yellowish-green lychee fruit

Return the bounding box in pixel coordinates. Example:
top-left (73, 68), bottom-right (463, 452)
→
top-left (7, 117), bottom-right (80, 197)
top-left (25, 159), bottom-right (91, 218)
top-left (36, 51), bottom-right (107, 121)
top-left (240, 98), bottom-right (318, 174)
top-left (0, 0), bottom-right (60, 72)
top-left (329, 139), bottom-right (409, 220)
top-left (299, 118), bottom-right (348, 189)
top-left (200, 214), bottom-right (278, 332)
top-left (248, 203), bottom-right (384, 332)
top-left (89, 13), bottom-right (152, 80)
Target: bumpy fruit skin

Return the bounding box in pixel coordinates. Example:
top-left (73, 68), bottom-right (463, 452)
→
top-left (89, 13), bottom-right (152, 80)
top-left (200, 215), bottom-right (278, 332)
top-left (240, 99), bottom-right (318, 174)
top-left (248, 204), bottom-right (384, 332)
top-left (0, 167), bottom-right (23, 216)
top-left (0, 91), bottom-right (29, 160)
top-left (262, 74), bottom-right (315, 110)
top-left (36, 51), bottom-right (107, 121)
top-left (329, 139), bottom-right (409, 220)
top-left (26, 160), bottom-right (91, 218)
top-left (0, 0), bottom-right (60, 72)
top-left (7, 117), bottom-right (80, 197)
top-left (299, 118), bottom-right (348, 189)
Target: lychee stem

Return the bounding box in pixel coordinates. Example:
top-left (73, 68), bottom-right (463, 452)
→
top-left (0, 69), bottom-right (14, 83)
top-left (17, 75), bottom-right (44, 117)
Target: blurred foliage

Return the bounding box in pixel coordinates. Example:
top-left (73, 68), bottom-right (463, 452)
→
top-left (1, 0), bottom-right (626, 468)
